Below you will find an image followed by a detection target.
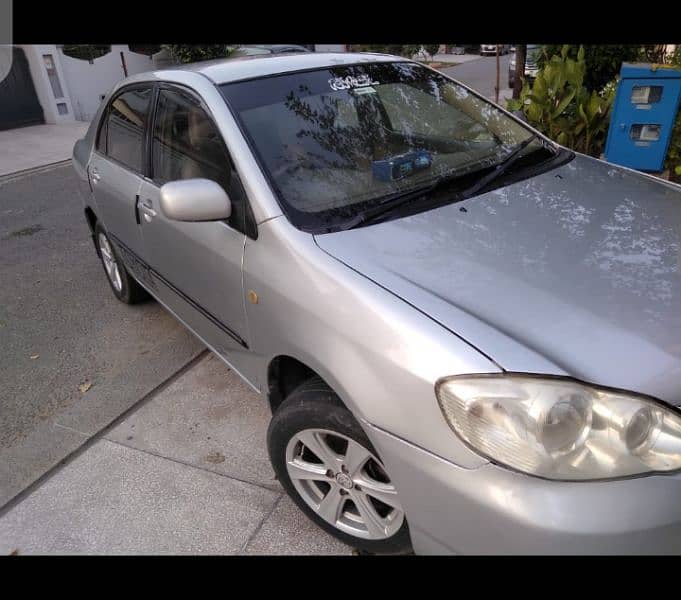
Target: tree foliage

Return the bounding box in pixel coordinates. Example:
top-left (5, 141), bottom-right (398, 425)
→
top-left (128, 45), bottom-right (162, 57)
top-left (539, 44), bottom-right (640, 92)
top-left (351, 44), bottom-right (410, 56)
top-left (162, 45), bottom-right (234, 64)
top-left (424, 44), bottom-right (441, 59)
top-left (61, 45), bottom-right (111, 62)
top-left (401, 45), bottom-right (422, 58)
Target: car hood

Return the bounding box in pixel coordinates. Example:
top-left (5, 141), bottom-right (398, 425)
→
top-left (315, 154), bottom-right (681, 405)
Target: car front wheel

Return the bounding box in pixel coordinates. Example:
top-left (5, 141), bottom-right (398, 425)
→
top-left (267, 377), bottom-right (412, 554)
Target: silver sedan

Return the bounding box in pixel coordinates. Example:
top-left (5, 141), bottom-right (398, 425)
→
top-left (73, 52), bottom-right (681, 554)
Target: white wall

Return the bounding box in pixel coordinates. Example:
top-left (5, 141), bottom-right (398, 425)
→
top-left (58, 45), bottom-right (158, 122)
top-left (0, 45), bottom-right (12, 83)
top-left (21, 44), bottom-right (350, 125)
top-left (313, 44), bottom-right (347, 53)
top-left (20, 44), bottom-right (75, 124)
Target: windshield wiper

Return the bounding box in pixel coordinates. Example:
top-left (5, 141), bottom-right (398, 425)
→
top-left (457, 133), bottom-right (541, 199)
top-left (339, 171), bottom-right (465, 231)
top-left (338, 134), bottom-right (547, 232)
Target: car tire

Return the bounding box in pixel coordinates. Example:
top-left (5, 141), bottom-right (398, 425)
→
top-left (94, 222), bottom-right (150, 305)
top-left (267, 377), bottom-right (413, 555)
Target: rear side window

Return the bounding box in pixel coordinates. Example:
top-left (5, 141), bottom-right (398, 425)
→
top-left (104, 87), bottom-right (152, 173)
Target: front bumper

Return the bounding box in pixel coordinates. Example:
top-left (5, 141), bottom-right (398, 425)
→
top-left (367, 424), bottom-right (681, 554)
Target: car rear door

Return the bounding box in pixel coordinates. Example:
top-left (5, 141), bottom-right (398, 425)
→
top-left (136, 83), bottom-right (256, 376)
top-left (89, 85), bottom-right (153, 261)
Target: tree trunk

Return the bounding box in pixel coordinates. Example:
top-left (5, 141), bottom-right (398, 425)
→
top-left (513, 45), bottom-right (527, 99)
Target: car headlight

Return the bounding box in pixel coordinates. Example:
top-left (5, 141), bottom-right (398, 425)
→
top-left (436, 374), bottom-right (681, 480)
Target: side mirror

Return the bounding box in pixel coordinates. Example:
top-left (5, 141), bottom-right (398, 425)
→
top-left (159, 178), bottom-right (231, 222)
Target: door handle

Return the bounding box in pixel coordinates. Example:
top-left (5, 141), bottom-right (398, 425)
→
top-left (90, 168), bottom-right (101, 184)
top-left (138, 198), bottom-right (157, 222)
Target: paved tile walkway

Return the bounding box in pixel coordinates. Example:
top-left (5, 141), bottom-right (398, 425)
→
top-left (0, 354), bottom-right (352, 555)
top-left (0, 122), bottom-right (90, 177)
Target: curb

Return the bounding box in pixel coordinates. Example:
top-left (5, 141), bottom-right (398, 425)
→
top-left (0, 159), bottom-right (73, 185)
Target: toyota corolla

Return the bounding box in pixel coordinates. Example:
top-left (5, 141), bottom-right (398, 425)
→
top-left (73, 52), bottom-right (681, 555)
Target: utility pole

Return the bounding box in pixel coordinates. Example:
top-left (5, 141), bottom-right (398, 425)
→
top-left (513, 44), bottom-right (527, 99)
top-left (495, 44), bottom-right (500, 103)
top-left (120, 51), bottom-right (128, 77)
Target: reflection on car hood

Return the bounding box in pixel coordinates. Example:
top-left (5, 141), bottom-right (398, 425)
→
top-left (315, 154), bottom-right (681, 405)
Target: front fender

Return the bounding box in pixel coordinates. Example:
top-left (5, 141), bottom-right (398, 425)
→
top-left (244, 217), bottom-right (499, 470)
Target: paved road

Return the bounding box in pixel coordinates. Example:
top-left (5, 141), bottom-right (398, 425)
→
top-left (441, 53), bottom-right (512, 100)
top-left (0, 164), bottom-right (204, 507)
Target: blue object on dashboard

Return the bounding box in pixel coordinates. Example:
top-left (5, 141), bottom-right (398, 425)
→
top-left (372, 150), bottom-right (433, 182)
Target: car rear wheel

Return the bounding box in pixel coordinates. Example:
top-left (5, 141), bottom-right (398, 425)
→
top-left (94, 222), bottom-right (149, 304)
top-left (267, 377), bottom-right (413, 554)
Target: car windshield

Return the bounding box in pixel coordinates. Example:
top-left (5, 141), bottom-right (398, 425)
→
top-left (220, 61), bottom-right (556, 232)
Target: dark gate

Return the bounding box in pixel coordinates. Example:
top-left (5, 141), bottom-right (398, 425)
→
top-left (0, 47), bottom-right (45, 131)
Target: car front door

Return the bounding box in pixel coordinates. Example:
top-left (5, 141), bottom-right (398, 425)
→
top-left (136, 84), bottom-right (255, 376)
top-left (89, 85), bottom-right (153, 262)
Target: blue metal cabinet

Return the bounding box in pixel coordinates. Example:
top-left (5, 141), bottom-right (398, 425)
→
top-left (605, 63), bottom-right (681, 172)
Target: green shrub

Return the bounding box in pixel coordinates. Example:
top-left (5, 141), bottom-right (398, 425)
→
top-left (508, 45), bottom-right (615, 157)
top-left (665, 49), bottom-right (681, 182)
top-left (666, 114), bottom-right (681, 182)
top-left (539, 44), bottom-right (640, 92)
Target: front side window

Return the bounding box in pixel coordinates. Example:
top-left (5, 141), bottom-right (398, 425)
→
top-left (221, 62), bottom-right (560, 233)
top-left (105, 87), bottom-right (152, 173)
top-left (151, 87), bottom-right (250, 235)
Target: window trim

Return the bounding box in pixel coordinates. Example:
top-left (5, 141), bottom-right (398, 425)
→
top-left (148, 81), bottom-right (258, 239)
top-left (95, 107), bottom-right (108, 154)
top-left (94, 82), bottom-right (155, 176)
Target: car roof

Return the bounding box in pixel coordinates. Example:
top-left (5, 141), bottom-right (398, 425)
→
top-left (241, 44), bottom-right (310, 52)
top-left (151, 52), bottom-right (403, 85)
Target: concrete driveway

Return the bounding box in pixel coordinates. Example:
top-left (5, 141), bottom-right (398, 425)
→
top-left (0, 354), bottom-right (352, 554)
top-left (0, 122), bottom-right (89, 177)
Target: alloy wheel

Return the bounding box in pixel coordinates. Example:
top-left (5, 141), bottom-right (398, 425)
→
top-left (285, 428), bottom-right (404, 540)
top-left (98, 232), bottom-right (122, 293)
